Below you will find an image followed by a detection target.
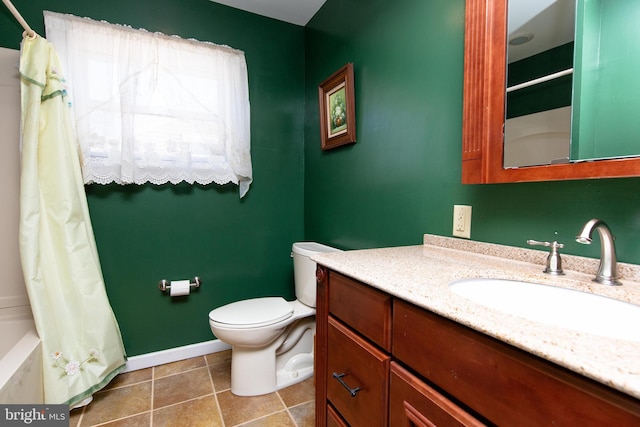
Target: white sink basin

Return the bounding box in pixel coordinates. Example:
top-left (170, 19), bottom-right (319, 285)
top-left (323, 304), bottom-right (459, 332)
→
top-left (449, 278), bottom-right (640, 342)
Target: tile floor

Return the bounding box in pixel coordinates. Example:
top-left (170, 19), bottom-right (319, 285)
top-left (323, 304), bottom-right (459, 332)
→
top-left (68, 350), bottom-right (315, 426)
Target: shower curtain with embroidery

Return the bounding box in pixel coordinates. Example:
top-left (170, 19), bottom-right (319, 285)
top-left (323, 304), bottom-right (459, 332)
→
top-left (19, 35), bottom-right (126, 406)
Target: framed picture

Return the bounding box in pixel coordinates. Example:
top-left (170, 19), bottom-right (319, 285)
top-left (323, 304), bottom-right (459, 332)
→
top-left (318, 63), bottom-right (356, 150)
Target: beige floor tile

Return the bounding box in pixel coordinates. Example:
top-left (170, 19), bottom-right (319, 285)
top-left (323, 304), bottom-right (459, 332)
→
top-left (216, 390), bottom-right (285, 426)
top-left (288, 401), bottom-right (315, 427)
top-left (205, 349), bottom-right (232, 366)
top-left (153, 367), bottom-right (214, 409)
top-left (208, 360), bottom-right (231, 392)
top-left (277, 377), bottom-right (315, 407)
top-left (154, 356), bottom-right (206, 378)
top-left (75, 350), bottom-right (316, 426)
top-left (238, 410), bottom-right (296, 427)
top-left (102, 368), bottom-right (152, 391)
top-left (152, 395), bottom-right (223, 427)
top-left (80, 382), bottom-right (152, 426)
top-left (68, 408), bottom-right (82, 427)
top-left (96, 412), bottom-right (151, 427)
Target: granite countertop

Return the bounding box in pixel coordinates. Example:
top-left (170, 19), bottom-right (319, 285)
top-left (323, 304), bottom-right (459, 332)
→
top-left (311, 234), bottom-right (640, 400)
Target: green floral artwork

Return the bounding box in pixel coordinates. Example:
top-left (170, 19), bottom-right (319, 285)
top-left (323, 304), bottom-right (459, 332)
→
top-left (329, 87), bottom-right (347, 134)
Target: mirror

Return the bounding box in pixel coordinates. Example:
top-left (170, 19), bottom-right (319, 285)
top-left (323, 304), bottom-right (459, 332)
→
top-left (504, 0), bottom-right (575, 168)
top-left (461, 0), bottom-right (640, 184)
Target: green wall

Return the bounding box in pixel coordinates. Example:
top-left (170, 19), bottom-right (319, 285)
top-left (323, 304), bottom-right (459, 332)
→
top-left (1, 0), bottom-right (305, 355)
top-left (304, 0), bottom-right (640, 264)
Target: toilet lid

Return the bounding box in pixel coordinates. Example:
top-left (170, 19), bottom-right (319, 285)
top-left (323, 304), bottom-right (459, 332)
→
top-left (208, 297), bottom-right (293, 328)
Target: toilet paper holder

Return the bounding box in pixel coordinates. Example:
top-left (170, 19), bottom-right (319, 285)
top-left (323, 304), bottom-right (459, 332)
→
top-left (158, 277), bottom-right (202, 292)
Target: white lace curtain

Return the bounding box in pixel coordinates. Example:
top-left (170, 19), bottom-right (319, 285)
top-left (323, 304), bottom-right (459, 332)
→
top-left (44, 11), bottom-right (252, 197)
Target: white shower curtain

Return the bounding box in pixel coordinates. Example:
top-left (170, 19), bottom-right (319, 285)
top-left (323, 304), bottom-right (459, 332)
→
top-left (19, 35), bottom-right (126, 406)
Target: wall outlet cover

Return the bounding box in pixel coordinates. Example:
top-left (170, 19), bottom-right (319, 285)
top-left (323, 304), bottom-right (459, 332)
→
top-left (453, 205), bottom-right (472, 238)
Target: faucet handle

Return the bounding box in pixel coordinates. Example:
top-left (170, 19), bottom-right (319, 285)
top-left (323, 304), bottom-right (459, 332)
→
top-left (527, 240), bottom-right (565, 275)
top-left (527, 240), bottom-right (564, 249)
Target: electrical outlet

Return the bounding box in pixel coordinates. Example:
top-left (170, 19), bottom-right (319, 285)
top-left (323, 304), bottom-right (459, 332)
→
top-left (453, 205), bottom-right (472, 238)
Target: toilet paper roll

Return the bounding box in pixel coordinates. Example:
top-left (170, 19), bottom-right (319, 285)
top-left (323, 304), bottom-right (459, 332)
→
top-left (170, 280), bottom-right (191, 297)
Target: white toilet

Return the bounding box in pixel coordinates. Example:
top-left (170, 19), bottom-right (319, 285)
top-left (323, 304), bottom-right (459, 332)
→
top-left (208, 241), bottom-right (341, 396)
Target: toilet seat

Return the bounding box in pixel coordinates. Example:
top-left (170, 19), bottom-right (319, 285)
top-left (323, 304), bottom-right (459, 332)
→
top-left (208, 297), bottom-right (293, 329)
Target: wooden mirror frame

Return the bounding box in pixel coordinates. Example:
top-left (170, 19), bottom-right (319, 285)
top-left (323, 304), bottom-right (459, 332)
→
top-left (462, 0), bottom-right (640, 184)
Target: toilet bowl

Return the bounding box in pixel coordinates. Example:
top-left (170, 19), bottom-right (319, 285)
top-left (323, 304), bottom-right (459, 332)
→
top-left (208, 242), bottom-right (341, 396)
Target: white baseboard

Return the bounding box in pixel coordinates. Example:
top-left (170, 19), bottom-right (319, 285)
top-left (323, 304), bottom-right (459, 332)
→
top-left (123, 339), bottom-right (231, 373)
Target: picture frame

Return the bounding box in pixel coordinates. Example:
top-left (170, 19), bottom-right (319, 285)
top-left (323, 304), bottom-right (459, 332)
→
top-left (318, 63), bottom-right (356, 150)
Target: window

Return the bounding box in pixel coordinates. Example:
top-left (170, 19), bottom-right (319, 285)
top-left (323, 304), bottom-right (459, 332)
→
top-left (44, 11), bottom-right (252, 197)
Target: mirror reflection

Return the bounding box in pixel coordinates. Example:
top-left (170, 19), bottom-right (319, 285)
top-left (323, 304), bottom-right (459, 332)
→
top-left (504, 0), bottom-right (640, 169)
top-left (572, 0), bottom-right (640, 161)
top-left (504, 0), bottom-right (575, 168)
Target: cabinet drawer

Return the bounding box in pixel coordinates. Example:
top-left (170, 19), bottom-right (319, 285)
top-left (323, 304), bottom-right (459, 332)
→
top-left (389, 362), bottom-right (485, 427)
top-left (327, 403), bottom-right (349, 427)
top-left (327, 316), bottom-right (390, 427)
top-left (393, 299), bottom-right (640, 426)
top-left (328, 271), bottom-right (392, 351)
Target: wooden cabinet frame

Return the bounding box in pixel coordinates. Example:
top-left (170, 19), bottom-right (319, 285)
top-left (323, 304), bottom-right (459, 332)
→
top-left (462, 0), bottom-right (640, 184)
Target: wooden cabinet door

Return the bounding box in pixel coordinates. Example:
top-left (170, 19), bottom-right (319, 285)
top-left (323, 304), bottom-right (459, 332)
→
top-left (327, 316), bottom-right (390, 427)
top-left (389, 362), bottom-right (485, 427)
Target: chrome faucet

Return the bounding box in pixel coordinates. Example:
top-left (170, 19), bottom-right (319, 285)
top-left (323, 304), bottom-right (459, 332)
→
top-left (575, 219), bottom-right (622, 286)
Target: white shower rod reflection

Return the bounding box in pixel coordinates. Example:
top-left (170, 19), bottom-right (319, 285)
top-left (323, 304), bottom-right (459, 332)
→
top-left (506, 68), bottom-right (573, 93)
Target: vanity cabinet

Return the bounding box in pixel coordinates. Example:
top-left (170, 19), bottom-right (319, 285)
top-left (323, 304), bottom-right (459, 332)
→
top-left (316, 269), bottom-right (483, 426)
top-left (315, 267), bottom-right (640, 426)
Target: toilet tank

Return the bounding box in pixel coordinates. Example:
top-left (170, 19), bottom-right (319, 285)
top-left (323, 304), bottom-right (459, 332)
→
top-left (292, 242), bottom-right (341, 307)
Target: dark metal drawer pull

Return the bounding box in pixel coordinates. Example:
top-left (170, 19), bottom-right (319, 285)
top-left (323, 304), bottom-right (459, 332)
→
top-left (332, 372), bottom-right (361, 397)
